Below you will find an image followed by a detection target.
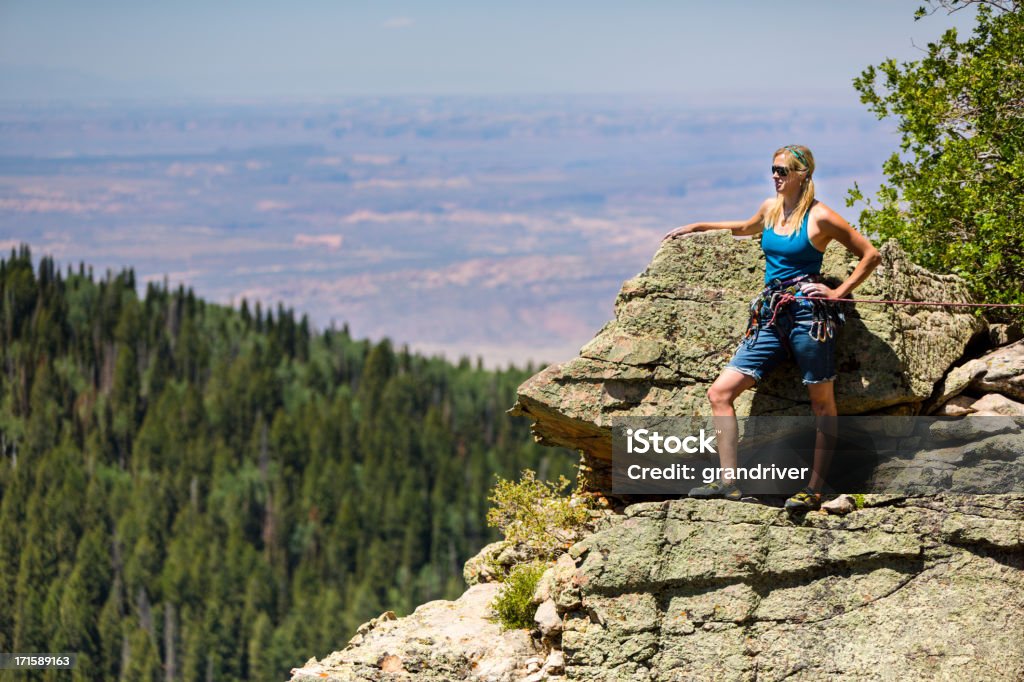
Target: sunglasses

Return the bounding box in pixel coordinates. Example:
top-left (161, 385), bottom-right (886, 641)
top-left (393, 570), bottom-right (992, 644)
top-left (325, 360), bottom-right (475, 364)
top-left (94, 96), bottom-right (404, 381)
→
top-left (771, 165), bottom-right (794, 177)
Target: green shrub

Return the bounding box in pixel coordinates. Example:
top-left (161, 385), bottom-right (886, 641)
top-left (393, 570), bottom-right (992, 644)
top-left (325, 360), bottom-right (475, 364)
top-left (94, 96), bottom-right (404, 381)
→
top-left (847, 1), bottom-right (1024, 324)
top-left (486, 469), bottom-right (590, 560)
top-left (490, 560), bottom-right (548, 630)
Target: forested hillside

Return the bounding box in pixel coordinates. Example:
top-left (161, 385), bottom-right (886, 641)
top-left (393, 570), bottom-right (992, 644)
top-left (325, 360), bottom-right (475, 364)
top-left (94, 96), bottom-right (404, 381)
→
top-left (0, 245), bottom-right (574, 681)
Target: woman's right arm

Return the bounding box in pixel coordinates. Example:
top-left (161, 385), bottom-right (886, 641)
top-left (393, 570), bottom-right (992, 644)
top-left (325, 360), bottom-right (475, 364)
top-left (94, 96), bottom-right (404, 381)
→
top-left (663, 199), bottom-right (771, 241)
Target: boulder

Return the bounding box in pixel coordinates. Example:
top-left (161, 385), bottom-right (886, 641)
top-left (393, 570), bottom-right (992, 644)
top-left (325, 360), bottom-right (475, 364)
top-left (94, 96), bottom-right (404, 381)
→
top-left (510, 233), bottom-right (984, 492)
top-left (964, 339), bottom-right (1024, 400)
top-left (932, 339), bottom-right (1024, 411)
top-left (821, 493), bottom-right (858, 515)
top-left (934, 392), bottom-right (1024, 417)
top-left (533, 599), bottom-right (561, 639)
top-left (968, 392), bottom-right (1024, 416)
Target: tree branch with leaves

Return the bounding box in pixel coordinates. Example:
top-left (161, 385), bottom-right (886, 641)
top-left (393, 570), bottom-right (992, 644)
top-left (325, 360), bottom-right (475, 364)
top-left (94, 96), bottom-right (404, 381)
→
top-left (847, 0), bottom-right (1024, 322)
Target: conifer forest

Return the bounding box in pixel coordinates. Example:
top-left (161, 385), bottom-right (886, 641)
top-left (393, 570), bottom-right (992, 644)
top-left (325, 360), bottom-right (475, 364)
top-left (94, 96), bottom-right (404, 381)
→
top-left (0, 246), bottom-right (575, 680)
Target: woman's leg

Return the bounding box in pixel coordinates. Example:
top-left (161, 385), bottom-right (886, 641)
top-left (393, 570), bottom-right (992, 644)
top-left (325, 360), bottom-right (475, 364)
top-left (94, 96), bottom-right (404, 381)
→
top-left (788, 303), bottom-right (839, 499)
top-left (698, 323), bottom-right (783, 498)
top-left (707, 368), bottom-right (757, 481)
top-left (806, 380), bottom-right (838, 492)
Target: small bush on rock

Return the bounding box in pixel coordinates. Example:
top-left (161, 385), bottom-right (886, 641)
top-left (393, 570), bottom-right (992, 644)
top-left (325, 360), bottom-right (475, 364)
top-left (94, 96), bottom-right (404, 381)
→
top-left (486, 469), bottom-right (590, 561)
top-left (490, 560), bottom-right (548, 630)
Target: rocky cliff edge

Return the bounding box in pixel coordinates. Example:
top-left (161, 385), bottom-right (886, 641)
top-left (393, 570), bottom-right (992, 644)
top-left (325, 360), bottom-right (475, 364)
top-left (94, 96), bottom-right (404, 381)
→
top-left (292, 494), bottom-right (1024, 681)
top-left (291, 233), bottom-right (1024, 681)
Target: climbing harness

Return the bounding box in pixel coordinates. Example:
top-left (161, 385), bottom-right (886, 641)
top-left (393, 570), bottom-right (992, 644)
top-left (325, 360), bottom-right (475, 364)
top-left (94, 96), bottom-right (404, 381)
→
top-left (744, 274), bottom-right (847, 344)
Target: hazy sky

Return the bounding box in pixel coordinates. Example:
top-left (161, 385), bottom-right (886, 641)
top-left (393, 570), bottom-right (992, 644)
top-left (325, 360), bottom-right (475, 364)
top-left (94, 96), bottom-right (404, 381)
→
top-left (0, 1), bottom-right (979, 101)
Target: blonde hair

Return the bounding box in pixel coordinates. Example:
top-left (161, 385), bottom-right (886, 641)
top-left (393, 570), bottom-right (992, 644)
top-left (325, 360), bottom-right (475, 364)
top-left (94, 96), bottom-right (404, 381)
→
top-left (765, 144), bottom-right (816, 237)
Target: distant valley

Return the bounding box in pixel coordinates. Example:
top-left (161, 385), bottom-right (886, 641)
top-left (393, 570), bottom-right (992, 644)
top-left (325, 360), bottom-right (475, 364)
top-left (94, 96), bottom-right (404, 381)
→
top-left (0, 96), bottom-right (895, 367)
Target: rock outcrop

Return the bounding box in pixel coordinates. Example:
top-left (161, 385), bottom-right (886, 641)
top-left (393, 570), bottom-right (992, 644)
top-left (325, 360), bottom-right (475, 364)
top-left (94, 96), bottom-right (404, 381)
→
top-left (510, 233), bottom-right (985, 492)
top-left (294, 234), bottom-right (1024, 681)
top-left (547, 495), bottom-right (1024, 681)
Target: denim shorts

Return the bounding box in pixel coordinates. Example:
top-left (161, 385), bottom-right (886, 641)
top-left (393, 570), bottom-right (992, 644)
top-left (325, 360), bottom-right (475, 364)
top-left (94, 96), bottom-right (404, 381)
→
top-left (725, 300), bottom-right (837, 385)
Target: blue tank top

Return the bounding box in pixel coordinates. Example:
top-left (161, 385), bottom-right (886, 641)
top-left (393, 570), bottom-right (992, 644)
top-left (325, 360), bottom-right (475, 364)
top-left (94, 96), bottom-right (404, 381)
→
top-left (761, 210), bottom-right (825, 283)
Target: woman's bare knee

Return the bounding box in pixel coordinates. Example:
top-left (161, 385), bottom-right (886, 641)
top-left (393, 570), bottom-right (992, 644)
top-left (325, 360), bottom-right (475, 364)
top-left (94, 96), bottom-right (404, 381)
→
top-left (707, 384), bottom-right (732, 408)
top-left (708, 371), bottom-right (754, 408)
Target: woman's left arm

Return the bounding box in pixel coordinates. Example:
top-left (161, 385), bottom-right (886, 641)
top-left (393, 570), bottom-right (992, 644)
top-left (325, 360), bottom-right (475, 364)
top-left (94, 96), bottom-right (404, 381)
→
top-left (802, 205), bottom-right (881, 299)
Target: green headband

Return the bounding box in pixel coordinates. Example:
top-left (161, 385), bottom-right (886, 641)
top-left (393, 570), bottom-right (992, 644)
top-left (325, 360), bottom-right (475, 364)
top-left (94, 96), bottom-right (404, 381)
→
top-left (785, 145), bottom-right (809, 169)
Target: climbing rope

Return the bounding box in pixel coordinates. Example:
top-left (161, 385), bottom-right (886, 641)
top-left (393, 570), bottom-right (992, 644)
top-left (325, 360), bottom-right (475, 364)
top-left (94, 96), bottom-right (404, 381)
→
top-left (741, 276), bottom-right (1024, 345)
top-left (802, 297), bottom-right (1024, 309)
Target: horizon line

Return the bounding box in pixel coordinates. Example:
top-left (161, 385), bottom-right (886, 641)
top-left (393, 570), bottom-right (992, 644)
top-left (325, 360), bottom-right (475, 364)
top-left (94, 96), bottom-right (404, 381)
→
top-left (0, 88), bottom-right (866, 108)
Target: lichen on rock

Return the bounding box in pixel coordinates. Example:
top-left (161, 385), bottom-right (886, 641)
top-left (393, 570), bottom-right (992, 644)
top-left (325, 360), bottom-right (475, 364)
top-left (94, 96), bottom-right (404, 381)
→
top-left (552, 495), bottom-right (1024, 681)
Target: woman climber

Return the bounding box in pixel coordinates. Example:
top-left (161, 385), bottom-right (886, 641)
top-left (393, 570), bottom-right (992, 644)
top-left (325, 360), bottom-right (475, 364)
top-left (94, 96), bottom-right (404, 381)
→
top-left (663, 144), bottom-right (881, 511)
